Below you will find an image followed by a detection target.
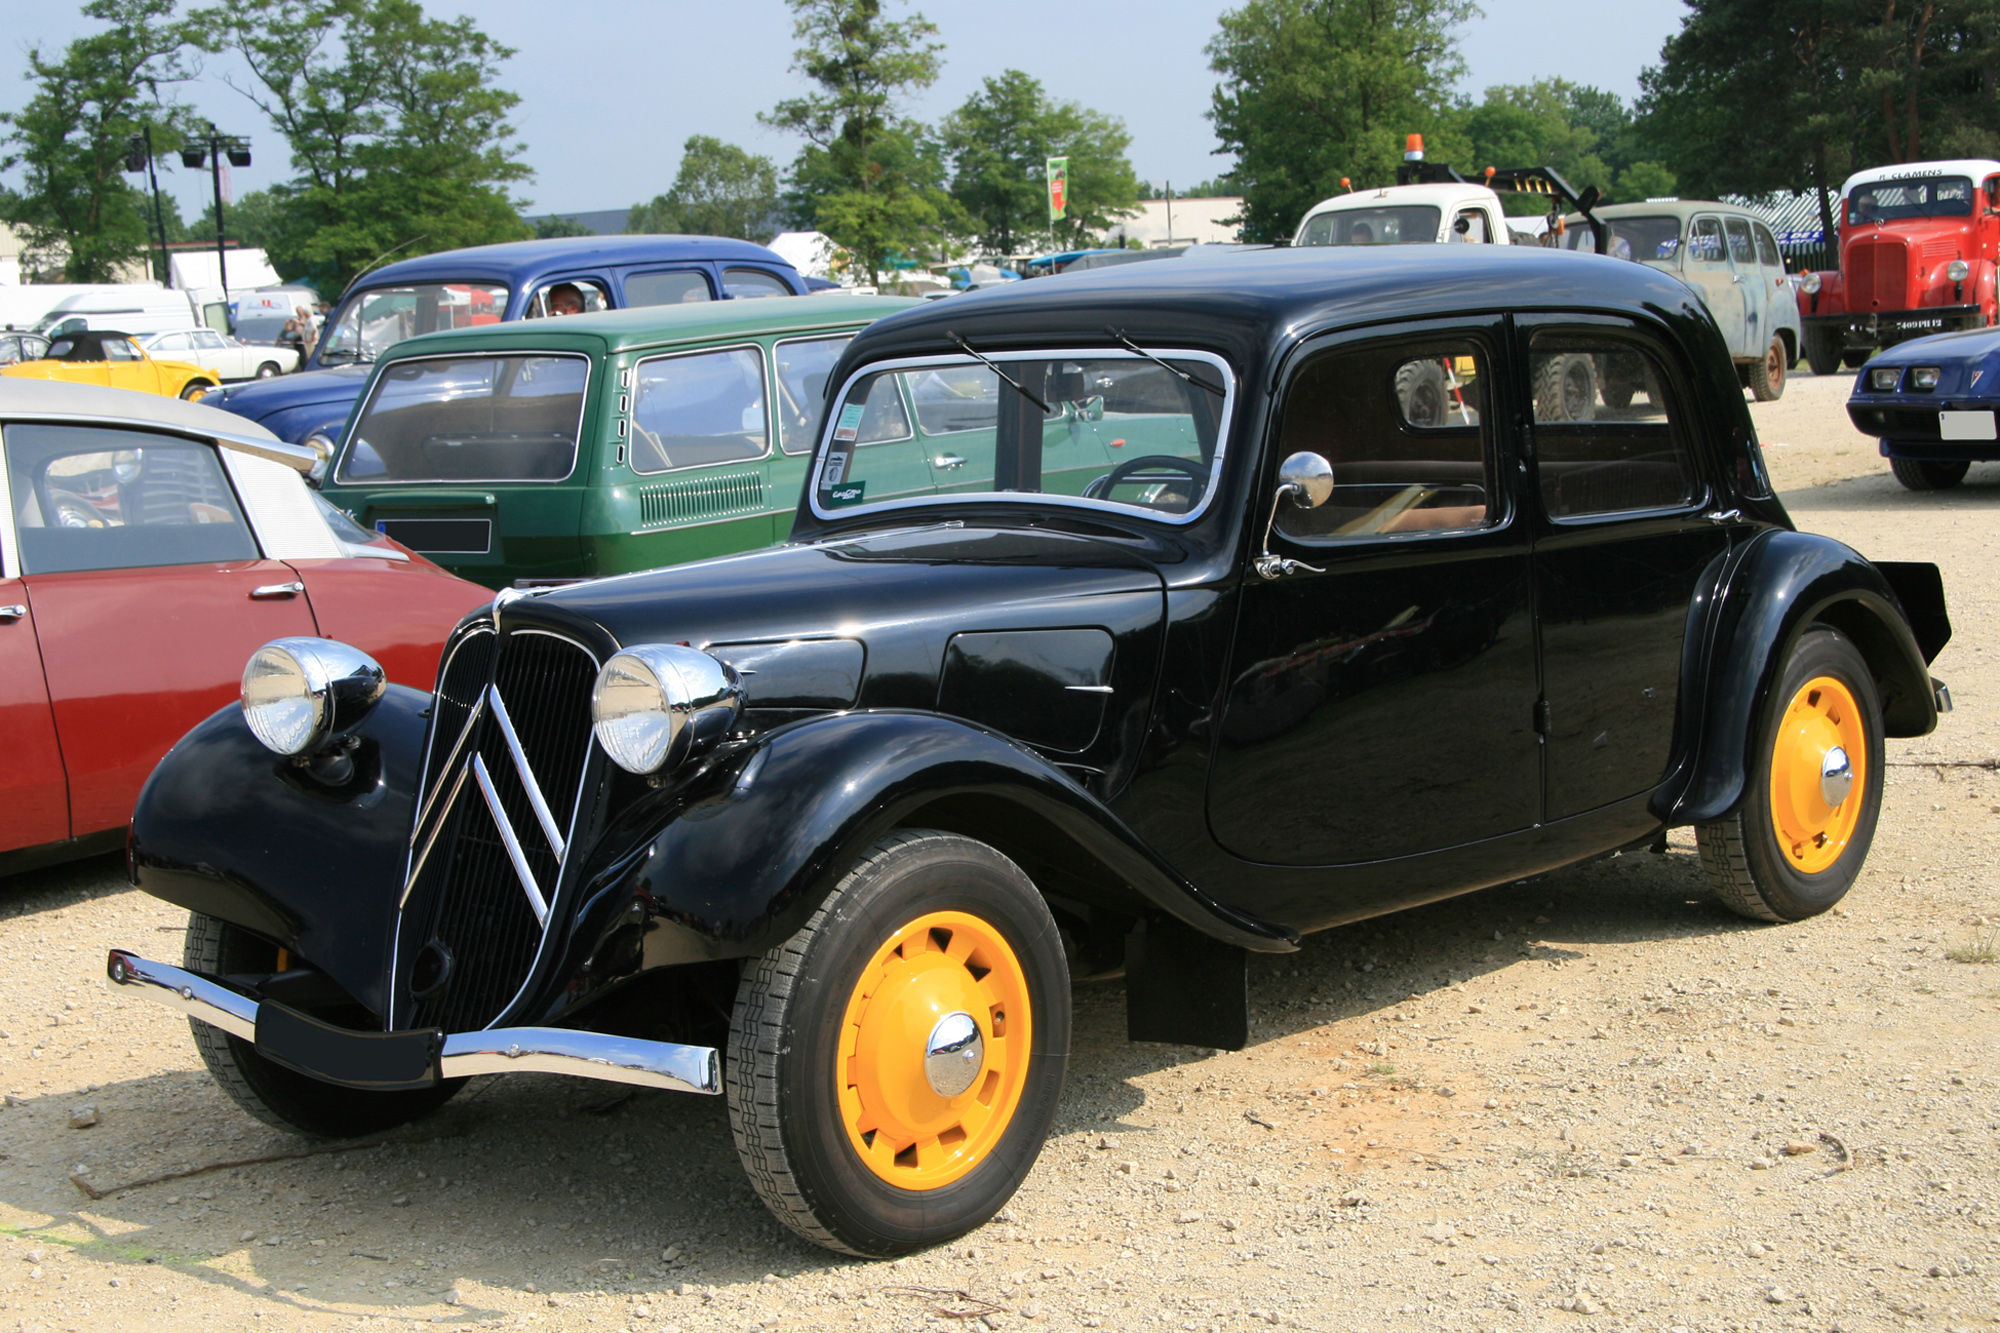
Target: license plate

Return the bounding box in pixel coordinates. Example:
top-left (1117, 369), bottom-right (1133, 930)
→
top-left (1939, 410), bottom-right (1996, 441)
top-left (375, 517), bottom-right (492, 553)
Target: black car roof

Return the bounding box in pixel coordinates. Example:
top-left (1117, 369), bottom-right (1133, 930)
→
top-left (46, 330), bottom-right (135, 362)
top-left (842, 244), bottom-right (1706, 373)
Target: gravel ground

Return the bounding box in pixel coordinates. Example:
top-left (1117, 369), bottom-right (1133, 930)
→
top-left (2, 369), bottom-right (1996, 1333)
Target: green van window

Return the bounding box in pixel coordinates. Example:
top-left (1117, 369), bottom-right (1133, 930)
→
top-left (630, 346), bottom-right (768, 475)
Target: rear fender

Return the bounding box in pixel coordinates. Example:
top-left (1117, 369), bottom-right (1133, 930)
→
top-left (1660, 529), bottom-right (1940, 826)
top-left (127, 685), bottom-right (430, 1018)
top-left (539, 711), bottom-right (1297, 1026)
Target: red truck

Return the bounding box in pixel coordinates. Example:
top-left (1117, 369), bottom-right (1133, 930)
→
top-left (1798, 158), bottom-right (2000, 374)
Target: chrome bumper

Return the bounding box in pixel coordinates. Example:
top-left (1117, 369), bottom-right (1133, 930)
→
top-left (106, 950), bottom-right (720, 1096)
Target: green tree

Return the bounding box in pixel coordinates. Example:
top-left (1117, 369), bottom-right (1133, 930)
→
top-left (762, 0), bottom-right (950, 283)
top-left (628, 136), bottom-right (782, 240)
top-left (194, 0), bottom-right (531, 293)
top-left (1141, 176), bottom-right (1240, 199)
top-left (530, 213), bottom-right (593, 239)
top-left (179, 186), bottom-right (280, 249)
top-left (940, 70), bottom-right (1141, 257)
top-left (1613, 160), bottom-right (1679, 202)
top-left (0, 0), bottom-right (196, 282)
top-left (1206, 0), bottom-right (1478, 243)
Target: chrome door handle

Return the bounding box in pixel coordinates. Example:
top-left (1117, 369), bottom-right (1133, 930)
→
top-left (1704, 508), bottom-right (1742, 525)
top-left (249, 581), bottom-right (305, 599)
top-left (0, 604), bottom-right (25, 622)
top-left (1064, 684), bottom-right (1115, 695)
top-left (934, 453), bottom-right (966, 470)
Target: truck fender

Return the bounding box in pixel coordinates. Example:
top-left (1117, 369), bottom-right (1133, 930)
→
top-left (1658, 529), bottom-right (1941, 827)
top-left (541, 711), bottom-right (1299, 1024)
top-left (127, 685), bottom-right (432, 1019)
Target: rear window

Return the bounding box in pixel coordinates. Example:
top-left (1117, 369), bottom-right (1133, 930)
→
top-left (338, 353), bottom-right (589, 484)
top-left (1564, 214), bottom-right (1683, 263)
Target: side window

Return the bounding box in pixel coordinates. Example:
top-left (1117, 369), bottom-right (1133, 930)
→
top-left (1723, 217), bottom-right (1757, 266)
top-left (151, 333), bottom-right (190, 353)
top-left (1752, 222), bottom-right (1783, 269)
top-left (908, 365), bottom-right (999, 435)
top-left (722, 267), bottom-right (793, 300)
top-left (629, 346), bottom-right (768, 474)
top-left (1449, 209), bottom-right (1489, 244)
top-left (196, 330), bottom-right (230, 350)
top-left (526, 279), bottom-right (609, 319)
top-left (0, 337), bottom-right (19, 365)
top-left (106, 338), bottom-right (141, 361)
top-left (1275, 338), bottom-right (1494, 540)
top-left (1528, 332), bottom-right (1701, 519)
top-left (1688, 217), bottom-right (1725, 263)
top-left (4, 424), bottom-right (259, 575)
top-left (624, 271), bottom-right (712, 307)
top-left (774, 335), bottom-right (853, 455)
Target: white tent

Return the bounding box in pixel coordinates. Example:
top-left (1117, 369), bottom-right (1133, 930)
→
top-left (169, 248), bottom-right (283, 293)
top-left (767, 231), bottom-right (839, 281)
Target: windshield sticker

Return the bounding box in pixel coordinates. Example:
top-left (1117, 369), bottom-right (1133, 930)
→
top-left (822, 450), bottom-right (848, 484)
top-left (825, 480), bottom-right (867, 507)
top-left (832, 401), bottom-right (866, 443)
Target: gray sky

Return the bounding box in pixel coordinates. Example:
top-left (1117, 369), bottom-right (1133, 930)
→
top-left (2, 0), bottom-right (1691, 220)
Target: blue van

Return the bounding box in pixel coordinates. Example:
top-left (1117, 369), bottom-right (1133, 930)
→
top-left (201, 235), bottom-right (810, 448)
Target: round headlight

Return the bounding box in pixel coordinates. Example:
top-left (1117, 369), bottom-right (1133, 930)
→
top-left (590, 644), bottom-right (743, 775)
top-left (1948, 259), bottom-right (1971, 283)
top-left (240, 638), bottom-right (386, 755)
top-left (1801, 272), bottom-right (1823, 294)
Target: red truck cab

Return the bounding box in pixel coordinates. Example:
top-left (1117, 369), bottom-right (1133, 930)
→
top-left (1799, 159), bottom-right (2000, 373)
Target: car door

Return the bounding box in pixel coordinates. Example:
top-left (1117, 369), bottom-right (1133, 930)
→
top-left (1684, 215), bottom-right (1750, 357)
top-left (194, 329), bottom-right (242, 379)
top-left (1208, 319), bottom-right (1543, 866)
top-left (623, 343), bottom-right (784, 561)
top-left (0, 525), bottom-right (69, 852)
top-left (1520, 317), bottom-right (1734, 821)
top-left (1723, 216), bottom-right (1766, 353)
top-left (5, 422), bottom-right (317, 836)
top-left (103, 336), bottom-right (161, 395)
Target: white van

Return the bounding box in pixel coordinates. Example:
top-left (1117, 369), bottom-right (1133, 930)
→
top-left (31, 286), bottom-right (200, 338)
top-left (0, 285), bottom-right (98, 333)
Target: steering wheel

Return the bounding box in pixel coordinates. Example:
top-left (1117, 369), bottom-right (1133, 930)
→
top-left (1083, 454), bottom-right (1208, 507)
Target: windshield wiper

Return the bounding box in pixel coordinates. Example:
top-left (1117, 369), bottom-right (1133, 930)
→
top-left (1103, 326), bottom-right (1226, 397)
top-left (947, 332), bottom-right (1050, 414)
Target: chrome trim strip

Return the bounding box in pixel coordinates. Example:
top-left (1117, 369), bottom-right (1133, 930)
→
top-left (400, 760), bottom-right (471, 909)
top-left (107, 951), bottom-right (719, 1096)
top-left (485, 685), bottom-right (565, 857)
top-left (104, 950), bottom-right (256, 1042)
top-left (439, 1028), bottom-right (719, 1095)
top-left (471, 752), bottom-right (549, 925)
top-left (1064, 684), bottom-right (1116, 694)
top-left (407, 676), bottom-right (489, 848)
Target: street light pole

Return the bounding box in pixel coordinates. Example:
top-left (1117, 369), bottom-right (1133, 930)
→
top-left (128, 128), bottom-right (172, 285)
top-left (207, 125), bottom-right (230, 308)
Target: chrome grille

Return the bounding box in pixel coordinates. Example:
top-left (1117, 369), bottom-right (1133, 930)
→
top-left (638, 471), bottom-right (768, 527)
top-left (399, 625), bottom-right (599, 1032)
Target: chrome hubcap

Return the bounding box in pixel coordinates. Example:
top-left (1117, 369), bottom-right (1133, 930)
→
top-left (1820, 745), bottom-right (1853, 807)
top-left (922, 1011), bottom-right (983, 1098)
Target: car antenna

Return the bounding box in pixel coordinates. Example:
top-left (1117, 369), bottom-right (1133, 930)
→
top-left (1103, 326), bottom-right (1226, 397)
top-left (947, 331), bottom-right (1050, 413)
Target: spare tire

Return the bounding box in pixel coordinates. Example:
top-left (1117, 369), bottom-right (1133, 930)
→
top-left (1534, 353), bottom-right (1597, 422)
top-left (1394, 359), bottom-right (1450, 427)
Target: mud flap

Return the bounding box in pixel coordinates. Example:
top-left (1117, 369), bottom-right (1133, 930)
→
top-left (1125, 913), bottom-right (1249, 1051)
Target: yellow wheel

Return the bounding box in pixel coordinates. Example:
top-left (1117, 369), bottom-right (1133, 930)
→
top-left (727, 831), bottom-right (1069, 1256)
top-left (1698, 628), bottom-right (1884, 921)
top-left (837, 910), bottom-right (1031, 1189)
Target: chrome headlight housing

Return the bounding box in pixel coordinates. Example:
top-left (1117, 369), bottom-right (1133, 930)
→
top-left (1947, 259), bottom-right (1971, 283)
top-left (1801, 272), bottom-right (1823, 294)
top-left (301, 430), bottom-right (335, 487)
top-left (1869, 366), bottom-right (1902, 392)
top-left (590, 644), bottom-right (744, 775)
top-left (1911, 366), bottom-right (1941, 391)
top-left (240, 638), bottom-right (387, 755)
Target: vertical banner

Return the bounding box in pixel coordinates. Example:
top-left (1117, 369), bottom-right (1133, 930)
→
top-left (1046, 157), bottom-right (1069, 223)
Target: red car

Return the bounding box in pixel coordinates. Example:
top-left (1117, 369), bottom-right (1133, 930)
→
top-left (1, 380), bottom-right (491, 875)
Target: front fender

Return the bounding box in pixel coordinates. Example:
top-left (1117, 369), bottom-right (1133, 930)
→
top-left (1660, 529), bottom-right (1940, 826)
top-left (128, 685), bottom-right (431, 1018)
top-left (541, 711), bottom-right (1297, 1024)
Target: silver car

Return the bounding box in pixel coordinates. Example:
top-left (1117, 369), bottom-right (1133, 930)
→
top-left (1563, 201), bottom-right (1802, 400)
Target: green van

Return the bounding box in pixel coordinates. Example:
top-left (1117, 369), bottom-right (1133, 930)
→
top-left (315, 296), bottom-right (920, 588)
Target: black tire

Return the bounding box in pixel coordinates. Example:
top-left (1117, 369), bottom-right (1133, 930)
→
top-left (1747, 336), bottom-right (1787, 401)
top-left (1534, 352), bottom-right (1596, 422)
top-left (1695, 628), bottom-right (1884, 922)
top-left (1804, 326), bottom-right (1842, 377)
top-left (1841, 350), bottom-right (1870, 370)
top-left (255, 361), bottom-right (281, 378)
top-left (1394, 359), bottom-right (1449, 427)
top-left (179, 379), bottom-right (216, 401)
top-left (183, 913), bottom-right (463, 1138)
top-left (1889, 457), bottom-right (1969, 491)
top-left (727, 830), bottom-right (1070, 1257)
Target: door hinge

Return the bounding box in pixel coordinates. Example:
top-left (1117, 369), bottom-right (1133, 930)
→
top-left (1533, 698), bottom-right (1552, 736)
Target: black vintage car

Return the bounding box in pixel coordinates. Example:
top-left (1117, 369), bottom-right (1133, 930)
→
top-left (111, 246), bottom-right (1951, 1258)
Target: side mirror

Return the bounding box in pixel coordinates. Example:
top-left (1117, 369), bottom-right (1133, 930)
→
top-left (1081, 394), bottom-right (1105, 422)
top-left (1253, 451), bottom-right (1333, 579)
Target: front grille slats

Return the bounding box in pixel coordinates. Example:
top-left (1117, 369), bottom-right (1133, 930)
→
top-left (397, 624), bottom-right (600, 1033)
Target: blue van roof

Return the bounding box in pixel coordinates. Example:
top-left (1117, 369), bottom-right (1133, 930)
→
top-left (352, 235), bottom-right (800, 292)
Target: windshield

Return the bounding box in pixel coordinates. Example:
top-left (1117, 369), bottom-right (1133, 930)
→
top-left (319, 282), bottom-right (508, 365)
top-left (812, 349), bottom-right (1232, 524)
top-left (337, 352), bottom-right (588, 484)
top-left (1297, 205), bottom-right (1442, 246)
top-left (1563, 214), bottom-right (1684, 263)
top-left (1849, 176), bottom-right (1974, 223)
